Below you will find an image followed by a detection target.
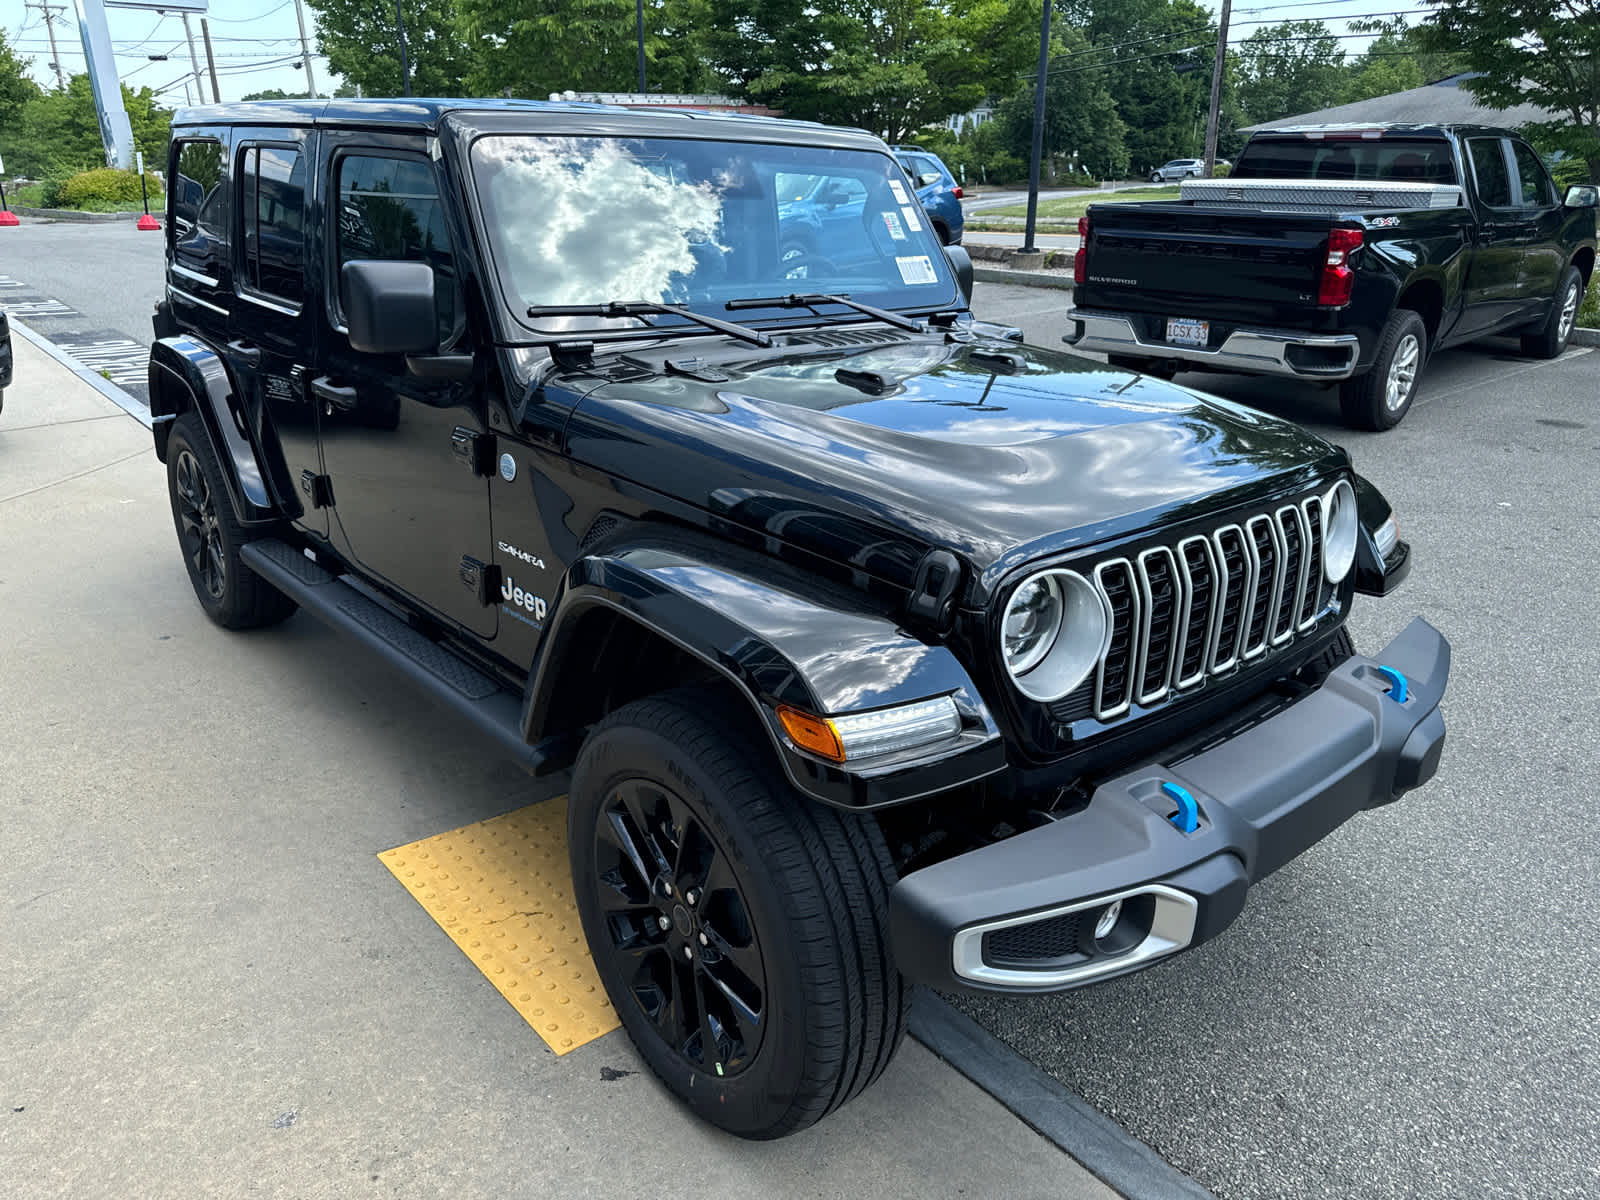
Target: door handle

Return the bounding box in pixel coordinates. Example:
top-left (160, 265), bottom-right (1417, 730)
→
top-left (227, 339), bottom-right (261, 367)
top-left (311, 376), bottom-right (359, 412)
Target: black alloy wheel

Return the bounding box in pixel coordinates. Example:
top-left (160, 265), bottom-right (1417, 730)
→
top-left (569, 690), bottom-right (907, 1139)
top-left (164, 414), bottom-right (297, 629)
top-left (592, 777), bottom-right (768, 1078)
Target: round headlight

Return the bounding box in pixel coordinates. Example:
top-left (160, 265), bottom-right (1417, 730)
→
top-left (1322, 479), bottom-right (1358, 584)
top-left (1002, 569), bottom-right (1111, 702)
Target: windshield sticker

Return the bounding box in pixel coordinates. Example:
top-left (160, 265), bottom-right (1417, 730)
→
top-left (881, 211), bottom-right (907, 241)
top-left (895, 255), bottom-right (938, 286)
top-left (889, 178), bottom-right (910, 204)
top-left (900, 206), bottom-right (923, 234)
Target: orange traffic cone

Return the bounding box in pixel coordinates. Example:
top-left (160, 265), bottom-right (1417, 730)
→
top-left (0, 178), bottom-right (17, 226)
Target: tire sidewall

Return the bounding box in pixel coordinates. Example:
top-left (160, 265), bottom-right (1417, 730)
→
top-left (1553, 268), bottom-right (1582, 353)
top-left (1367, 310), bottom-right (1427, 430)
top-left (568, 720), bottom-right (814, 1136)
top-left (166, 416), bottom-right (241, 623)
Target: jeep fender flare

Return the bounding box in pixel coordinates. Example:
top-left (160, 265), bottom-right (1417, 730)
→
top-left (148, 336), bottom-right (283, 526)
top-left (524, 544), bottom-right (1006, 810)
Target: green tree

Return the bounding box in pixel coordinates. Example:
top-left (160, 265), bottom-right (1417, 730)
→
top-left (1233, 20), bottom-right (1346, 126)
top-left (997, 26), bottom-right (1127, 180)
top-left (1, 26), bottom-right (41, 131)
top-left (1417, 0), bottom-right (1600, 182)
top-left (307, 0), bottom-right (480, 97)
top-left (707, 0), bottom-right (1035, 143)
top-left (0, 75), bottom-right (170, 177)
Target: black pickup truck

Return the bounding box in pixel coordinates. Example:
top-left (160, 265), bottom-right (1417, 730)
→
top-left (149, 99), bottom-right (1448, 1139)
top-left (1067, 124), bottom-right (1598, 428)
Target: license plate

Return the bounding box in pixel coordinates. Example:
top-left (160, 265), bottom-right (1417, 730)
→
top-left (1166, 317), bottom-right (1209, 347)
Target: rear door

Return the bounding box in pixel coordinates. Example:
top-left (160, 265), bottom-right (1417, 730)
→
top-left (1460, 135), bottom-right (1534, 336)
top-left (1508, 138), bottom-right (1566, 306)
top-left (313, 133), bottom-right (496, 638)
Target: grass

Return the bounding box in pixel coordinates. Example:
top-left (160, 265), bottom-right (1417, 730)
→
top-left (6, 180), bottom-right (164, 214)
top-left (978, 186), bottom-right (1182, 221)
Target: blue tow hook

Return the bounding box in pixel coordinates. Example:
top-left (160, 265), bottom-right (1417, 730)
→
top-left (1375, 665), bottom-right (1408, 703)
top-left (1161, 781), bottom-right (1199, 834)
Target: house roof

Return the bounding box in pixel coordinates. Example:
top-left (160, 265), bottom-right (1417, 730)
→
top-left (1241, 74), bottom-right (1554, 133)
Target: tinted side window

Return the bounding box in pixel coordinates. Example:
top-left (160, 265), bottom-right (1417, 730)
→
top-left (335, 153), bottom-right (459, 345)
top-left (902, 154), bottom-right (939, 181)
top-left (1510, 141), bottom-right (1555, 208)
top-left (170, 139), bottom-right (227, 265)
top-left (1468, 138), bottom-right (1513, 207)
top-left (239, 146), bottom-right (306, 305)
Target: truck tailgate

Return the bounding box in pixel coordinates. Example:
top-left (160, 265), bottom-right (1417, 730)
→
top-left (1082, 203), bottom-right (1337, 323)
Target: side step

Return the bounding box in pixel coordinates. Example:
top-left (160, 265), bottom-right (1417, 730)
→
top-left (241, 538), bottom-right (567, 775)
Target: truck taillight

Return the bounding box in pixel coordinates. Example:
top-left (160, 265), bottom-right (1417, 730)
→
top-left (1319, 227), bottom-right (1363, 307)
top-left (1074, 216), bottom-right (1089, 284)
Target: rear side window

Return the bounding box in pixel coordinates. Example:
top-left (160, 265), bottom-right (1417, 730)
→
top-left (239, 146), bottom-right (306, 305)
top-left (1233, 138), bottom-right (1457, 184)
top-left (901, 154), bottom-right (940, 182)
top-left (1510, 141), bottom-right (1555, 208)
top-left (170, 139), bottom-right (227, 264)
top-left (1468, 138), bottom-right (1513, 207)
top-left (335, 153), bottom-right (460, 345)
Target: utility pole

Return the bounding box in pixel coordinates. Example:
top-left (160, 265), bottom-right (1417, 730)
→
top-left (394, 0), bottom-right (411, 97)
top-left (292, 0), bottom-right (318, 98)
top-left (200, 16), bottom-right (221, 103)
top-left (1020, 0), bottom-right (1052, 257)
top-left (181, 13), bottom-right (204, 104)
top-left (1203, 0), bottom-right (1232, 177)
top-left (26, 2), bottom-right (69, 91)
top-left (636, 0), bottom-right (646, 93)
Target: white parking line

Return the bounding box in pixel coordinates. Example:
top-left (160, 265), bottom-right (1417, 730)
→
top-left (48, 337), bottom-right (149, 387)
top-left (4, 298), bottom-right (79, 318)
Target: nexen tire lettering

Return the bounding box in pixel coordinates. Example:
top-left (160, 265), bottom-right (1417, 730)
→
top-left (501, 576), bottom-right (548, 620)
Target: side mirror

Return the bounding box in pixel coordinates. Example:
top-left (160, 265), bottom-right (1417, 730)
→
top-left (1564, 184), bottom-right (1598, 209)
top-left (943, 244), bottom-right (973, 303)
top-left (917, 172), bottom-right (942, 189)
top-left (341, 259), bottom-right (438, 355)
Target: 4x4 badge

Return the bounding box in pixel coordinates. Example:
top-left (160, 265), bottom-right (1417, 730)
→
top-left (499, 452), bottom-right (517, 482)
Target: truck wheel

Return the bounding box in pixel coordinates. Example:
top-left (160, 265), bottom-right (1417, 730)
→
top-left (568, 690), bottom-right (907, 1139)
top-left (165, 413), bottom-right (297, 630)
top-left (1340, 309), bottom-right (1427, 431)
top-left (1520, 266), bottom-right (1583, 359)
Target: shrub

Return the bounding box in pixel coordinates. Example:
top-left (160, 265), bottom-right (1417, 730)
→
top-left (56, 167), bottom-right (161, 209)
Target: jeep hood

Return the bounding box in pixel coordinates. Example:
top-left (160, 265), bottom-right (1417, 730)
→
top-left (562, 335), bottom-right (1347, 603)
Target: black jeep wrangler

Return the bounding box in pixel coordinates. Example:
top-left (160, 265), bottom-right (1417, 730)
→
top-left (149, 99), bottom-right (1449, 1139)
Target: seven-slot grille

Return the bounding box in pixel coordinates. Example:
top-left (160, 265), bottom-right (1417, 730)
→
top-left (1081, 492), bottom-right (1332, 721)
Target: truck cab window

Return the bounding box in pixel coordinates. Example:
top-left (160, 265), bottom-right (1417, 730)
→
top-left (1510, 142), bottom-right (1555, 208)
top-left (1468, 138), bottom-right (1513, 207)
top-left (335, 153), bottom-right (462, 347)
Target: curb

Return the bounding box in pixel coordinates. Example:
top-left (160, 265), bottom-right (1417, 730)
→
top-left (1571, 326), bottom-right (1600, 347)
top-left (8, 317), bottom-right (152, 429)
top-left (974, 266), bottom-right (1076, 291)
top-left (12, 205), bottom-right (160, 223)
top-left (909, 990), bottom-right (1217, 1200)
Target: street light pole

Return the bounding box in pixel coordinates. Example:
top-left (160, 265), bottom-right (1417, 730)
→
top-left (395, 0), bottom-right (412, 97)
top-left (1203, 0), bottom-right (1232, 177)
top-left (636, 0), bottom-right (647, 93)
top-left (1021, 0), bottom-right (1052, 256)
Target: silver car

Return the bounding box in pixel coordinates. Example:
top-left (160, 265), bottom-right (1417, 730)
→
top-left (1150, 158), bottom-right (1204, 182)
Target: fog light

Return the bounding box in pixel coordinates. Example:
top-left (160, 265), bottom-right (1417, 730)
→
top-left (1094, 899), bottom-right (1123, 941)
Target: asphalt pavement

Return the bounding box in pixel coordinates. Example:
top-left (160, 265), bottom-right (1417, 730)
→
top-left (966, 280), bottom-right (1600, 1200)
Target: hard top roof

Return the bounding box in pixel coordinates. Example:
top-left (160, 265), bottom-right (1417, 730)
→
top-left (170, 96), bottom-right (877, 143)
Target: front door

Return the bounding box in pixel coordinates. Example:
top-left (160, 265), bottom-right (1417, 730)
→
top-left (1508, 138), bottom-right (1567, 313)
top-left (313, 135), bottom-right (496, 638)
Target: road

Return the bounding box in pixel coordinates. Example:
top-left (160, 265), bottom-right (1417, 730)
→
top-left (966, 280), bottom-right (1600, 1200)
top-left (7, 218), bottom-right (1599, 1200)
top-left (962, 181), bottom-right (1150, 212)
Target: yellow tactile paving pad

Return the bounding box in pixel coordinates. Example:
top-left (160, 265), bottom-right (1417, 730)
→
top-left (378, 800), bottom-right (621, 1054)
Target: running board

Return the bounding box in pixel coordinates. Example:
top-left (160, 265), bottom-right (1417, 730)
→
top-left (241, 538), bottom-right (569, 775)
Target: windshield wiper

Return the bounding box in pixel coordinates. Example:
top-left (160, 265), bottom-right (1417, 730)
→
top-left (725, 293), bottom-right (926, 334)
top-left (524, 300), bottom-right (772, 348)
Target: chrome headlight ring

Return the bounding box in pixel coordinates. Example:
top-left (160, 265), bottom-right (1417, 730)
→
top-left (1002, 568), bottom-right (1113, 702)
top-left (1322, 478), bottom-right (1358, 584)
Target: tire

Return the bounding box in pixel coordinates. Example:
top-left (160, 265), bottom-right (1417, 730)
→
top-left (1151, 172), bottom-right (1163, 183)
top-left (1339, 308), bottom-right (1427, 431)
top-left (568, 690), bottom-right (907, 1139)
top-left (1520, 265), bottom-right (1583, 359)
top-left (165, 413), bottom-right (297, 629)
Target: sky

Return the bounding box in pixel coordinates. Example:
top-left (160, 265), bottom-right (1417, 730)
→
top-left (0, 1), bottom-right (339, 106)
top-left (0, 0), bottom-right (1440, 114)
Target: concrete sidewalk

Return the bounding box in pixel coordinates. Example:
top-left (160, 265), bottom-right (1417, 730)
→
top-left (0, 332), bottom-right (1118, 1198)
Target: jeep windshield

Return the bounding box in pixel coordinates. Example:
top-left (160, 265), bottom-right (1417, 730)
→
top-left (468, 134), bottom-right (961, 338)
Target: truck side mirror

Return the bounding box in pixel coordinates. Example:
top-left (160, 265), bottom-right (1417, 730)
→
top-left (1564, 184), bottom-right (1598, 209)
top-left (341, 260), bottom-right (438, 355)
top-left (943, 244), bottom-right (973, 303)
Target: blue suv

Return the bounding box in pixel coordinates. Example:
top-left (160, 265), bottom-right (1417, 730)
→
top-left (892, 146), bottom-right (964, 245)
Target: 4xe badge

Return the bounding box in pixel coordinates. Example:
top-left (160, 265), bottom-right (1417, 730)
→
top-left (502, 576), bottom-right (547, 622)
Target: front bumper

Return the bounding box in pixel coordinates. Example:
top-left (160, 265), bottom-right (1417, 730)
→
top-left (1065, 307), bottom-right (1360, 380)
top-left (890, 616), bottom-right (1449, 994)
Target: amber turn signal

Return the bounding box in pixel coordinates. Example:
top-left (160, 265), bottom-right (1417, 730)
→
top-left (776, 704), bottom-right (845, 763)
